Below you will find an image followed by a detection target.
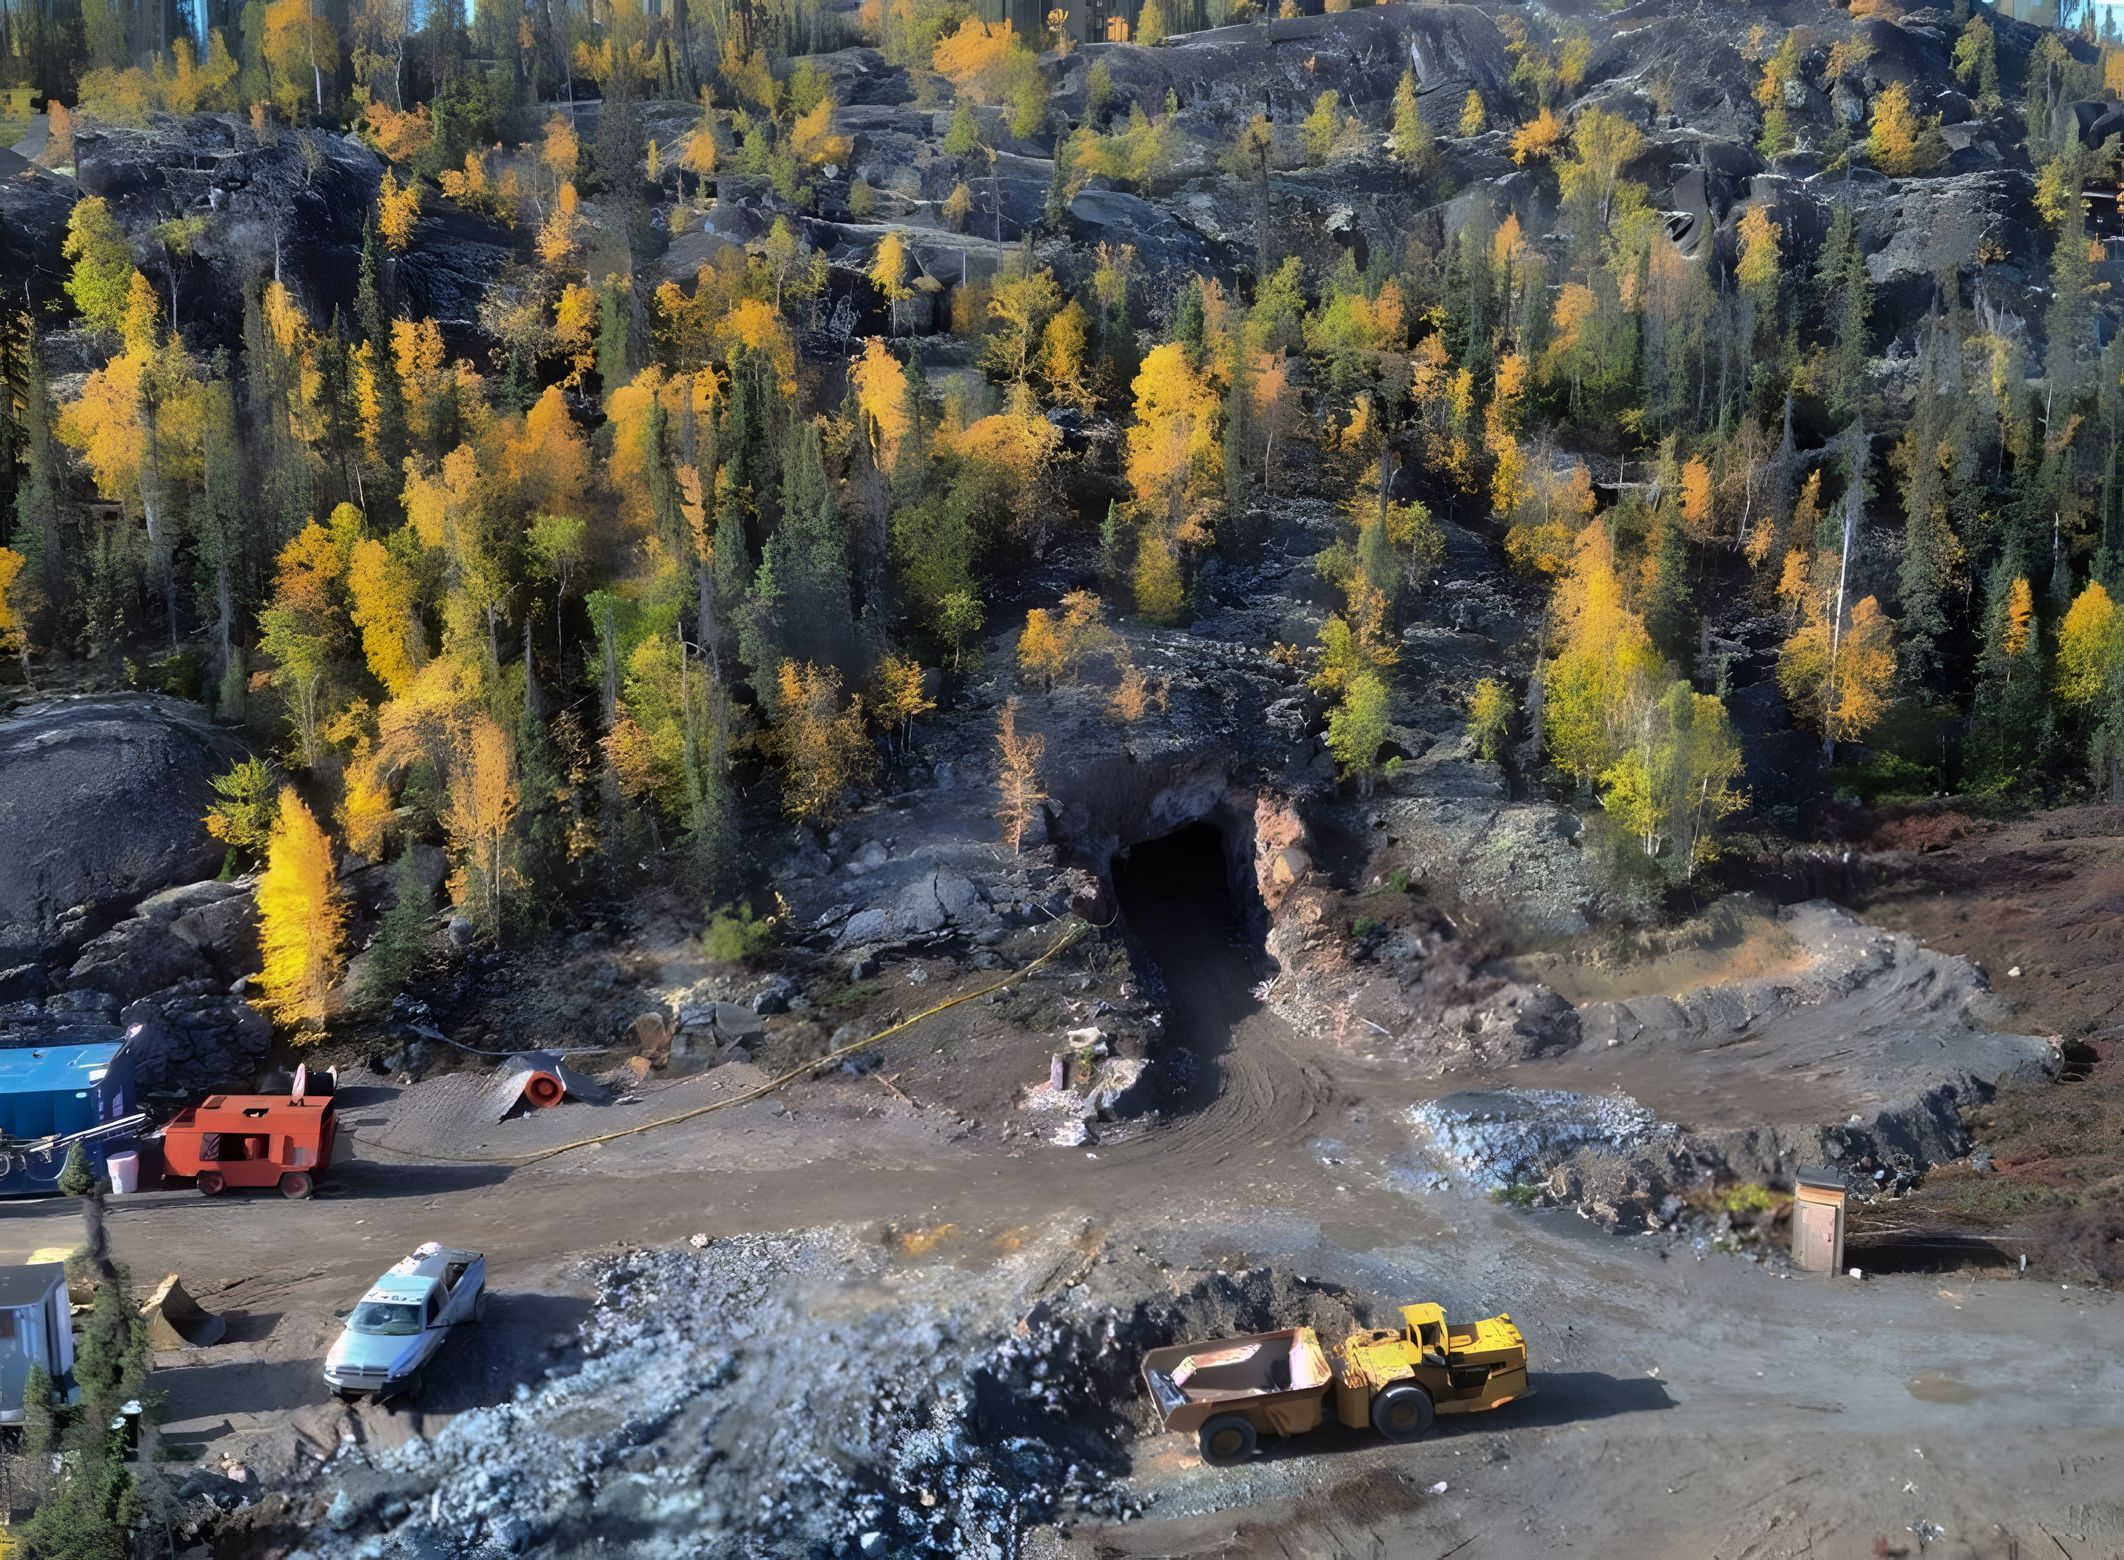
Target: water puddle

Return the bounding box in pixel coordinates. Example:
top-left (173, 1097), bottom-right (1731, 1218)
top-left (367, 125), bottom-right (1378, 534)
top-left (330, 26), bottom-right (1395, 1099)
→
top-left (1907, 1370), bottom-right (1976, 1404)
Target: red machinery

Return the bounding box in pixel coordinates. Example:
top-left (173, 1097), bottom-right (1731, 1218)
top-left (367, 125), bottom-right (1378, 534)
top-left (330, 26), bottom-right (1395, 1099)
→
top-left (160, 1087), bottom-right (336, 1199)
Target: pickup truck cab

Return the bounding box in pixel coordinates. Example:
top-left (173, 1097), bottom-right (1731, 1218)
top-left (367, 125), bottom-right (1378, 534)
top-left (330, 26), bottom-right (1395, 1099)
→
top-left (323, 1243), bottom-right (485, 1399)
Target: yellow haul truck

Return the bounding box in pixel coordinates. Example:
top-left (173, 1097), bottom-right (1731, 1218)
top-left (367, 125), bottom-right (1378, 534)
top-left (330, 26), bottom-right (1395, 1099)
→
top-left (1140, 1303), bottom-right (1530, 1465)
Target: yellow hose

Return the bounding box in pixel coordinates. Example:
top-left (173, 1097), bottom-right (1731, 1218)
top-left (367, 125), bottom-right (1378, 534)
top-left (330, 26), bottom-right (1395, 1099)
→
top-left (348, 917), bottom-right (1094, 1169)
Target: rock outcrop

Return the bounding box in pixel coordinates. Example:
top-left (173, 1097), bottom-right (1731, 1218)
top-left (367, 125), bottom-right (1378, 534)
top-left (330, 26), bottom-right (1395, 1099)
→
top-left (0, 695), bottom-right (240, 966)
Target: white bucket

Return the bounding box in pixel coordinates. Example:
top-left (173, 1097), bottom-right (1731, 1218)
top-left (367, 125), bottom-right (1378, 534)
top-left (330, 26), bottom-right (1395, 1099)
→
top-left (106, 1150), bottom-right (140, 1195)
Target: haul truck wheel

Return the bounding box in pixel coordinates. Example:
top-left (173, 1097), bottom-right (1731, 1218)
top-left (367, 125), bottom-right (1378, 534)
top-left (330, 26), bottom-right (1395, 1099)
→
top-left (1198, 1414), bottom-right (1257, 1466)
top-left (278, 1172), bottom-right (313, 1199)
top-left (197, 1171), bottom-right (226, 1197)
top-left (1371, 1383), bottom-right (1435, 1442)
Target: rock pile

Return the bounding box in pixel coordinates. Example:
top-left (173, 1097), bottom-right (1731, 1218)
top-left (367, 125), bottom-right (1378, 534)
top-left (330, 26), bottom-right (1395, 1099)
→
top-left (316, 1233), bottom-right (1144, 1558)
top-left (1407, 1088), bottom-right (1673, 1193)
top-left (312, 1231), bottom-right (1382, 1559)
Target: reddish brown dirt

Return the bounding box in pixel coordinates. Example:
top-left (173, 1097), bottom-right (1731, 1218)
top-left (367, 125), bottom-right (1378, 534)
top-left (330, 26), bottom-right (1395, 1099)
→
top-left (1855, 804), bottom-right (2124, 1277)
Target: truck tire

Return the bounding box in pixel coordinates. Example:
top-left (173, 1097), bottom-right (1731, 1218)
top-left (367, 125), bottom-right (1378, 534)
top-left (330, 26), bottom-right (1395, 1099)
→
top-left (1197, 1414), bottom-right (1257, 1466)
top-left (197, 1171), bottom-right (226, 1197)
top-left (278, 1172), bottom-right (313, 1199)
top-left (1371, 1382), bottom-right (1435, 1441)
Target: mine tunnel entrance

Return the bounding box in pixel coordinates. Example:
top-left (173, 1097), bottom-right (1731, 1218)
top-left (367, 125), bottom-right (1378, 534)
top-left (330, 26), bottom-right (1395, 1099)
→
top-left (1110, 818), bottom-right (1269, 1114)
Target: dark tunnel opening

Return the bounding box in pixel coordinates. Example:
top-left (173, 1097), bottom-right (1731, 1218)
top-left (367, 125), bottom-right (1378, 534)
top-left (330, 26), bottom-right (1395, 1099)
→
top-left (1109, 818), bottom-right (1268, 1114)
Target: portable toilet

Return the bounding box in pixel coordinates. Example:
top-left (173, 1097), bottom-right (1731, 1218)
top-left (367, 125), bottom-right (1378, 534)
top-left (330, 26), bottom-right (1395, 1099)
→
top-left (0, 1041), bottom-right (137, 1196)
top-left (1791, 1167), bottom-right (1850, 1275)
top-left (0, 1262), bottom-right (74, 1425)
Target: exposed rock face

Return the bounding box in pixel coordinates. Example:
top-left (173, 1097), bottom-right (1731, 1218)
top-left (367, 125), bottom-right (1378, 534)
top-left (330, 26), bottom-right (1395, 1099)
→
top-left (66, 916), bottom-right (215, 998)
top-left (0, 695), bottom-right (240, 966)
top-left (1061, 6), bottom-right (1514, 125)
top-left (0, 149), bottom-right (75, 308)
top-left (73, 116), bottom-right (381, 344)
top-left (63, 114), bottom-right (524, 348)
top-left (118, 992), bottom-right (274, 1096)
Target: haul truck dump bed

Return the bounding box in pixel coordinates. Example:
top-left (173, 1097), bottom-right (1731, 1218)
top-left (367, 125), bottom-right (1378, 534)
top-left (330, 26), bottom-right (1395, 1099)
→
top-left (1142, 1303), bottom-right (1530, 1465)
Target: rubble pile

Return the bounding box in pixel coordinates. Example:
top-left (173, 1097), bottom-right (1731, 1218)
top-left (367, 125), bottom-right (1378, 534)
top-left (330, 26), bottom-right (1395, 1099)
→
top-left (1407, 1088), bottom-right (1673, 1192)
top-left (312, 1228), bottom-right (1387, 1559)
top-left (317, 1233), bottom-right (1147, 1558)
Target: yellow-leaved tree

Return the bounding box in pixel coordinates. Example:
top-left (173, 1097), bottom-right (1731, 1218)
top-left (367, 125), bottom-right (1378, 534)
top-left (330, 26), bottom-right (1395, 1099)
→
top-left (0, 547), bottom-right (31, 683)
top-left (850, 337), bottom-right (913, 474)
top-left (1124, 340), bottom-right (1221, 532)
top-left (441, 713), bottom-right (520, 938)
top-left (1867, 81), bottom-right (1932, 177)
top-left (995, 697), bottom-right (1046, 851)
top-left (1777, 582), bottom-right (1897, 750)
top-left (769, 661), bottom-right (873, 824)
top-left (255, 787), bottom-right (347, 1030)
top-left (1542, 522), bottom-right (1667, 786)
top-left (869, 232), bottom-right (912, 336)
top-left (2056, 580), bottom-right (2118, 708)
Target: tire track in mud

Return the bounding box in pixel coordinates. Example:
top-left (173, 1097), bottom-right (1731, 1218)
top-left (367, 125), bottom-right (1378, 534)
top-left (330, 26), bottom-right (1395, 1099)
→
top-left (1100, 836), bottom-right (1338, 1185)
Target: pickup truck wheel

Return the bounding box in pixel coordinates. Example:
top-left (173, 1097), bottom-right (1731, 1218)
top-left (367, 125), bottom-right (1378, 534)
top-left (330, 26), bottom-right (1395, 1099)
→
top-left (1197, 1414), bottom-right (1257, 1466)
top-left (1371, 1383), bottom-right (1435, 1442)
top-left (197, 1172), bottom-right (226, 1197)
top-left (278, 1172), bottom-right (313, 1199)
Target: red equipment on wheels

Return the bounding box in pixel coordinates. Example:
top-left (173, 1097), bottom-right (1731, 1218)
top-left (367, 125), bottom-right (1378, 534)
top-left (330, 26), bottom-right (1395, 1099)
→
top-left (159, 1083), bottom-right (336, 1199)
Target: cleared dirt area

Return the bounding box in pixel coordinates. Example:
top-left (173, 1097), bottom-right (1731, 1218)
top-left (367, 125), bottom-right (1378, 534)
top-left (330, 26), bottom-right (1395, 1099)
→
top-left (3, 857), bottom-right (2118, 1557)
top-left (1853, 805), bottom-right (2124, 1275)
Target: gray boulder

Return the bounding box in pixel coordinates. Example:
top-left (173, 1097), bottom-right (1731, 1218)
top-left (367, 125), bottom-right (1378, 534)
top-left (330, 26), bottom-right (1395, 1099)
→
top-left (136, 880), bottom-right (247, 922)
top-left (67, 917), bottom-right (214, 1001)
top-left (0, 695), bottom-right (240, 964)
top-left (170, 891), bottom-right (260, 982)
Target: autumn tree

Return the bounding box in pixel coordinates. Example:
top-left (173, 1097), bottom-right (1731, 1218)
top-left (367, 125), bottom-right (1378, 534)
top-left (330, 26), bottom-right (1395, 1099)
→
top-left (1777, 586), bottom-right (1897, 753)
top-left (874, 652), bottom-right (935, 755)
top-left (1125, 340), bottom-right (1220, 531)
top-left (1389, 67), bottom-right (1439, 181)
top-left (995, 696), bottom-right (1046, 850)
top-left (984, 262), bottom-right (1063, 387)
top-left (255, 787), bottom-right (347, 1030)
top-left (0, 547), bottom-right (30, 684)
top-left (1600, 681), bottom-right (1747, 879)
top-left (1468, 677), bottom-right (1512, 763)
top-left (870, 232), bottom-right (912, 335)
top-left (768, 660), bottom-right (872, 824)
top-left (440, 713), bottom-right (520, 937)
top-left (1543, 523), bottom-right (1667, 786)
top-left (1867, 81), bottom-right (1935, 177)
top-left (1326, 668), bottom-right (1391, 793)
top-left (377, 169), bottom-right (421, 250)
top-left (63, 197), bottom-right (137, 337)
top-left (259, 521), bottom-right (349, 768)
top-left (2057, 580), bottom-right (2117, 710)
top-left (1509, 106), bottom-right (1566, 165)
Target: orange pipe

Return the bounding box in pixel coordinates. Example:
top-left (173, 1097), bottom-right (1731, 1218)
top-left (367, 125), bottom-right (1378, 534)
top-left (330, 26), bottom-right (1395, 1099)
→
top-left (520, 1071), bottom-right (566, 1109)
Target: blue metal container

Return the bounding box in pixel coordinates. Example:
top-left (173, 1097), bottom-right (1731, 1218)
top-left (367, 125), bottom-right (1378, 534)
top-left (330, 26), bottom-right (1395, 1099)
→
top-left (0, 1042), bottom-right (139, 1196)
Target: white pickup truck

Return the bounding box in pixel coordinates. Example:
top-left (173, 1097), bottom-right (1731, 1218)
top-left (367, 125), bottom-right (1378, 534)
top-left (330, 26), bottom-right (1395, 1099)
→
top-left (323, 1243), bottom-right (486, 1399)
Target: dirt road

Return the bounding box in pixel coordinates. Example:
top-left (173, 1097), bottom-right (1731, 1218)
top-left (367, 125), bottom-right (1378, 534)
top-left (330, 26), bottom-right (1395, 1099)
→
top-left (4, 869), bottom-right (2120, 1558)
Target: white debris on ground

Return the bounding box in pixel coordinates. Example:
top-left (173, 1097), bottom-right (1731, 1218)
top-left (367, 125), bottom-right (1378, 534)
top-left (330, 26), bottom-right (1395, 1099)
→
top-left (311, 1231), bottom-right (1153, 1559)
top-left (1021, 1026), bottom-right (1154, 1147)
top-left (1406, 1089), bottom-right (1673, 1191)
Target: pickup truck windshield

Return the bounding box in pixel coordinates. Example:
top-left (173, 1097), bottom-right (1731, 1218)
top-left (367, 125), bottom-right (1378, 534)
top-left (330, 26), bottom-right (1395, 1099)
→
top-left (348, 1300), bottom-right (423, 1336)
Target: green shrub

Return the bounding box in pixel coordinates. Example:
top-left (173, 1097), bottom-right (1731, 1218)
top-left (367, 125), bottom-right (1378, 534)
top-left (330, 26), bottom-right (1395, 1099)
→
top-left (704, 903), bottom-right (776, 963)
